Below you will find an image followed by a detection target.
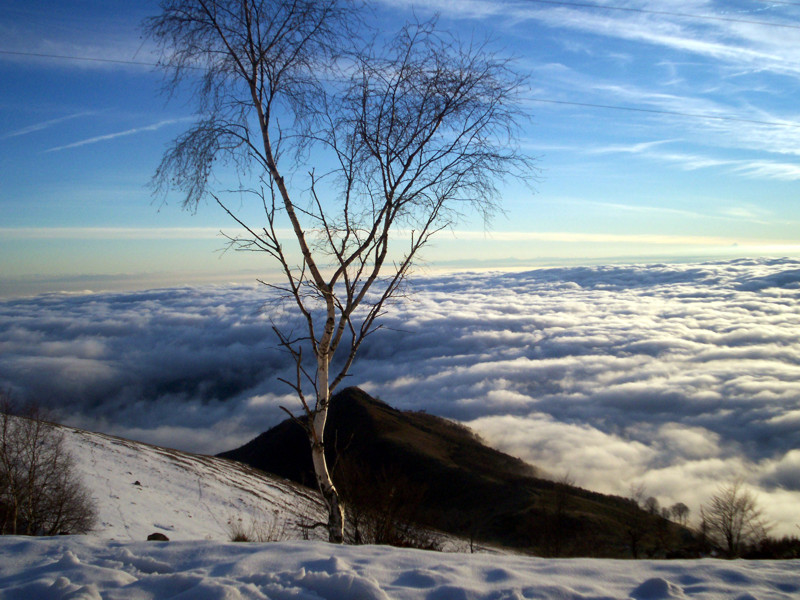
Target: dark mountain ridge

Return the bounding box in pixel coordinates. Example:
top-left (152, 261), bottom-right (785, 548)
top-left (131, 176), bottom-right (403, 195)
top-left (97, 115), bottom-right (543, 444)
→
top-left (220, 387), bottom-right (694, 556)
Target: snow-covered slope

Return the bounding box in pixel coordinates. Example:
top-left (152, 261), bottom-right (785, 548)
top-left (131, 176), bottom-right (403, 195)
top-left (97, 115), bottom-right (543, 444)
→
top-left (1, 425), bottom-right (797, 599)
top-left (63, 425), bottom-right (327, 542)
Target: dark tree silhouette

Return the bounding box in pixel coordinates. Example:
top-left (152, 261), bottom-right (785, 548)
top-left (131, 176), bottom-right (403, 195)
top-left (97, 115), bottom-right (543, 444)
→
top-left (0, 394), bottom-right (96, 536)
top-left (701, 480), bottom-right (770, 557)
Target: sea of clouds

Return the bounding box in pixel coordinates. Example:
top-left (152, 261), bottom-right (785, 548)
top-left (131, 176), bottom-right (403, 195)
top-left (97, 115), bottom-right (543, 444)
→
top-left (1, 257), bottom-right (799, 534)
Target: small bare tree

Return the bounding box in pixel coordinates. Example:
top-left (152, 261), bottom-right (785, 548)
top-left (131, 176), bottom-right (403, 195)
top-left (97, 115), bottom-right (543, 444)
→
top-left (0, 394), bottom-right (96, 536)
top-left (626, 483), bottom-right (653, 558)
top-left (670, 502), bottom-right (689, 526)
top-left (146, 0), bottom-right (533, 543)
top-left (542, 471), bottom-right (574, 556)
top-left (701, 480), bottom-right (770, 557)
top-left (643, 496), bottom-right (660, 516)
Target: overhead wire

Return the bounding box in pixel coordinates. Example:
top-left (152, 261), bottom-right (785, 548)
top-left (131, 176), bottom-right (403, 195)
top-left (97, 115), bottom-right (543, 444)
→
top-left (523, 0), bottom-right (800, 29)
top-left (754, 1), bottom-right (800, 7)
top-left (3, 1), bottom-right (800, 130)
top-left (3, 48), bottom-right (799, 129)
top-left (0, 49), bottom-right (160, 68)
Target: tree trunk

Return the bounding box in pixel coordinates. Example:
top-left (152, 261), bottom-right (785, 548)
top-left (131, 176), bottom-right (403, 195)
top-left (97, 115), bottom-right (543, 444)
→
top-left (310, 353), bottom-right (345, 543)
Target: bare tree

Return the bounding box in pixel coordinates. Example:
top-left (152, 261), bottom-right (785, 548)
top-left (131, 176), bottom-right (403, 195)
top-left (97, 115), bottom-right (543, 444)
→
top-left (629, 483), bottom-right (647, 508)
top-left (626, 484), bottom-right (653, 558)
top-left (670, 502), bottom-right (689, 526)
top-left (542, 471), bottom-right (575, 556)
top-left (643, 496), bottom-right (660, 516)
top-left (145, 0), bottom-right (533, 542)
top-left (701, 480), bottom-right (770, 557)
top-left (0, 394), bottom-right (97, 536)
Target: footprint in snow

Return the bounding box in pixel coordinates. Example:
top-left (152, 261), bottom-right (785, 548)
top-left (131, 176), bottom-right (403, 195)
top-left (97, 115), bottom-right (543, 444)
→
top-left (630, 578), bottom-right (686, 599)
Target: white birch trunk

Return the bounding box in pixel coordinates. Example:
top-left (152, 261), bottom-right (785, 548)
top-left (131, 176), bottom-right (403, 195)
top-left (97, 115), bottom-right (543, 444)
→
top-left (310, 352), bottom-right (345, 543)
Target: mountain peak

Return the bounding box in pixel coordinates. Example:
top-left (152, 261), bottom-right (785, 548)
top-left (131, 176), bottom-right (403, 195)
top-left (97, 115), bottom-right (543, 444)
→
top-left (219, 387), bottom-right (689, 556)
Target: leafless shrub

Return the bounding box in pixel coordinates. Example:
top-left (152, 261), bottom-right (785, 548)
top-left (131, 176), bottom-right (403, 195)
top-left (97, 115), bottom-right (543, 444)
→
top-left (0, 392), bottom-right (97, 535)
top-left (225, 509), bottom-right (289, 542)
top-left (701, 480), bottom-right (771, 557)
top-left (335, 457), bottom-right (441, 550)
top-left (538, 472), bottom-right (576, 556)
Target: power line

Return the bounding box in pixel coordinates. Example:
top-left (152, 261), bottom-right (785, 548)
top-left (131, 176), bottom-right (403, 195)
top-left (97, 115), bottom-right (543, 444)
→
top-left (529, 97), bottom-right (800, 128)
top-left (3, 49), bottom-right (800, 130)
top-left (525, 0), bottom-right (800, 29)
top-left (0, 49), bottom-right (160, 68)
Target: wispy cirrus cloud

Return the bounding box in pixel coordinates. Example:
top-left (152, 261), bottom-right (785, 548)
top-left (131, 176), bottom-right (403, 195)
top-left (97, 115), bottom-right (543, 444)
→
top-left (731, 158), bottom-right (800, 181)
top-left (538, 8), bottom-right (792, 73)
top-left (626, 147), bottom-right (800, 181)
top-left (589, 83), bottom-right (733, 118)
top-left (587, 139), bottom-right (678, 155)
top-left (384, 0), bottom-right (800, 76)
top-left (386, 0), bottom-right (800, 163)
top-left (525, 61), bottom-right (800, 160)
top-left (575, 130), bottom-right (800, 181)
top-left (0, 227), bottom-right (221, 240)
top-left (451, 230), bottom-right (744, 246)
top-left (552, 198), bottom-right (717, 222)
top-left (1, 111), bottom-right (96, 139)
top-left (45, 117), bottom-right (195, 153)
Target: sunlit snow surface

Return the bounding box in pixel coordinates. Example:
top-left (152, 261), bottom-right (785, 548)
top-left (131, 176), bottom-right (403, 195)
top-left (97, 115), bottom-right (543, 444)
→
top-left (63, 427), bottom-right (327, 543)
top-left (2, 537), bottom-right (799, 600)
top-left (2, 423), bottom-right (798, 600)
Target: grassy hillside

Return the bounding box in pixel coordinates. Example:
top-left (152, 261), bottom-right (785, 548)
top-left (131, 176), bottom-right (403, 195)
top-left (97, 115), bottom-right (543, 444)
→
top-left (220, 387), bottom-right (697, 556)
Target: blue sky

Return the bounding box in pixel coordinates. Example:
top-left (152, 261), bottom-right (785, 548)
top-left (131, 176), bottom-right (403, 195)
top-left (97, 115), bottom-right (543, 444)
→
top-left (2, 0), bottom-right (800, 295)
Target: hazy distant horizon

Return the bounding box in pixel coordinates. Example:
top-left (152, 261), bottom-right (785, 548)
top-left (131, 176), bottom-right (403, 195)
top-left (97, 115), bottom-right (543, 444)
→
top-left (4, 245), bottom-right (798, 299)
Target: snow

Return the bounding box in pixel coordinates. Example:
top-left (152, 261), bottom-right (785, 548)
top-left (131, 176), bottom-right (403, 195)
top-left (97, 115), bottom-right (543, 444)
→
top-left (1, 537), bottom-right (798, 600)
top-left (2, 424), bottom-right (796, 599)
top-left (62, 426), bottom-right (328, 542)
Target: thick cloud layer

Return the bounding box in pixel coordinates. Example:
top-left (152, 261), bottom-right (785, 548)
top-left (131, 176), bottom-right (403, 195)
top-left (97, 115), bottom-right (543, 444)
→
top-left (1, 258), bottom-right (799, 534)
